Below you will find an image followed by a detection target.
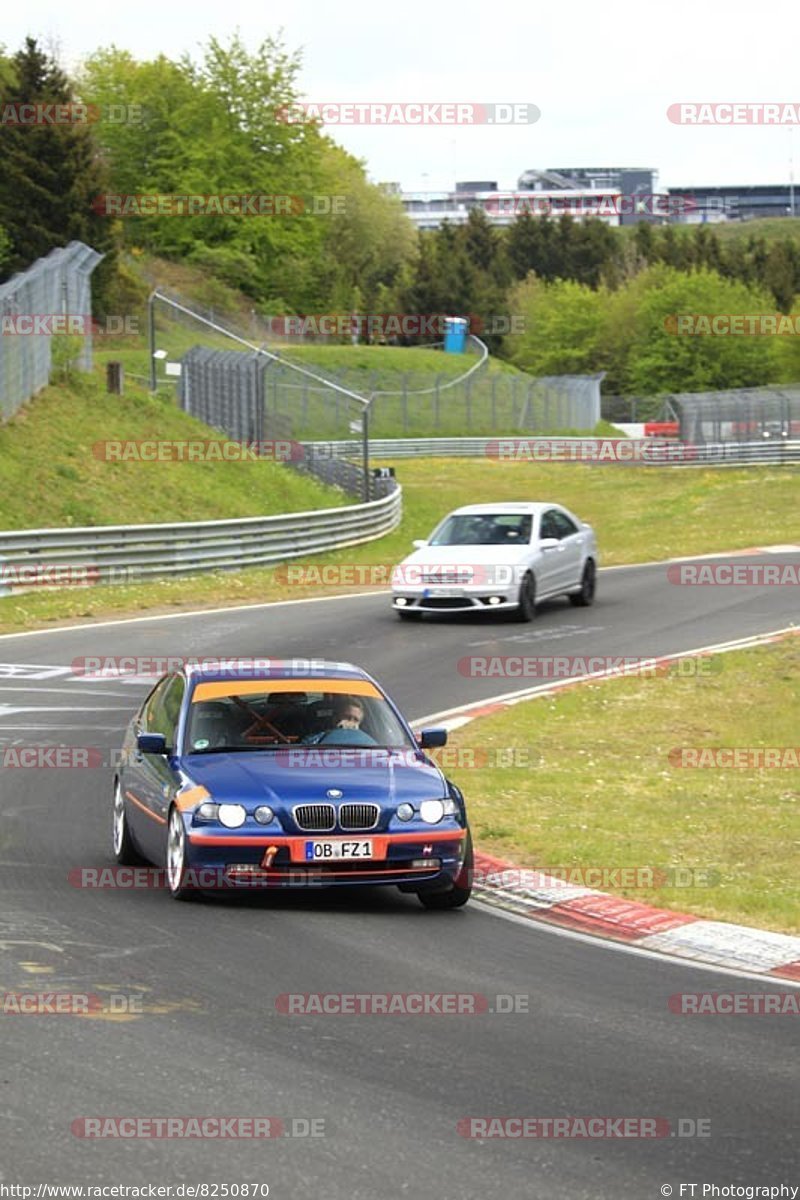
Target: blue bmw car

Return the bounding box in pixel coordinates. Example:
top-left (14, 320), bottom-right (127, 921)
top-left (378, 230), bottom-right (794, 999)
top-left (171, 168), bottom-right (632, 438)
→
top-left (113, 659), bottom-right (473, 908)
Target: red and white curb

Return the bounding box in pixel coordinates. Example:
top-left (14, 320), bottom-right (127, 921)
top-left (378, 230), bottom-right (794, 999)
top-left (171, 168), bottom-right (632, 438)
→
top-left (470, 851), bottom-right (800, 980)
top-left (414, 626), bottom-right (800, 980)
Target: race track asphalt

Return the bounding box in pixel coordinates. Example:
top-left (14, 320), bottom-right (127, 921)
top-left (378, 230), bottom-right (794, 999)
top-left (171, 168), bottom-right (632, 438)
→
top-left (1, 553), bottom-right (797, 1198)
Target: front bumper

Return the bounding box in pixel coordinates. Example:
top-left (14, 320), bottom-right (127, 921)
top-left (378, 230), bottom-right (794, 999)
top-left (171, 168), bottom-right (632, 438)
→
top-left (185, 828), bottom-right (468, 889)
top-left (392, 588), bottom-right (518, 614)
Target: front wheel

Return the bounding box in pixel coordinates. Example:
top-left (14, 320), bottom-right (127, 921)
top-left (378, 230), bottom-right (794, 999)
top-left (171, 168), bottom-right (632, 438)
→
top-left (569, 559), bottom-right (596, 607)
top-left (513, 572), bottom-right (536, 622)
top-left (112, 781), bottom-right (144, 866)
top-left (417, 834), bottom-right (473, 910)
top-left (166, 807), bottom-right (195, 901)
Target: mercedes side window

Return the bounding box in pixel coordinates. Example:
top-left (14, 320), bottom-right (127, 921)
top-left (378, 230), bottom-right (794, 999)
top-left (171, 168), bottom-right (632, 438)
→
top-left (552, 511), bottom-right (579, 539)
top-left (539, 510), bottom-right (559, 540)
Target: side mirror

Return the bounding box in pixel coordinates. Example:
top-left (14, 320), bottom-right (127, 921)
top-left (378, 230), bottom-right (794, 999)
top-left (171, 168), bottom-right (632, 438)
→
top-left (538, 537), bottom-right (560, 550)
top-left (137, 731), bottom-right (168, 755)
top-left (412, 539), bottom-right (428, 550)
top-left (417, 727), bottom-right (447, 749)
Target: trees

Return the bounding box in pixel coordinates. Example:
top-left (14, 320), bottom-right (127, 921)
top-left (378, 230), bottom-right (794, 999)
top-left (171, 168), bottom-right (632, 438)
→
top-left (0, 38), bottom-right (114, 288)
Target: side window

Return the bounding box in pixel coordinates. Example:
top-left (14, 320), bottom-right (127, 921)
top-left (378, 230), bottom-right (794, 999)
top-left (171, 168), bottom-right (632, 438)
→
top-left (539, 510), bottom-right (559, 540)
top-left (552, 511), bottom-right (579, 539)
top-left (145, 675), bottom-right (185, 746)
top-left (140, 678), bottom-right (170, 733)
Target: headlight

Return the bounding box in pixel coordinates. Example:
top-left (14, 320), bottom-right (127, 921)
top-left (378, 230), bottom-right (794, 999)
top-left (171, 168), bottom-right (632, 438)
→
top-left (420, 797), bottom-right (458, 823)
top-left (254, 805), bottom-right (275, 825)
top-left (196, 802), bottom-right (219, 821)
top-left (218, 803), bottom-right (246, 829)
top-left (421, 797), bottom-right (459, 824)
top-left (396, 802), bottom-right (414, 821)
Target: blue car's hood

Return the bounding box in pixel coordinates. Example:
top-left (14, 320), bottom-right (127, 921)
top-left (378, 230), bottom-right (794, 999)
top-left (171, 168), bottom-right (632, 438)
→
top-left (180, 748), bottom-right (447, 806)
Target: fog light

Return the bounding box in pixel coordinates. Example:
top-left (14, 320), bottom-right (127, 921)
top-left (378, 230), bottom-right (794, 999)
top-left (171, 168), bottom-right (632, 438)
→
top-left (396, 597), bottom-right (408, 607)
top-left (412, 858), bottom-right (441, 869)
top-left (488, 596), bottom-right (503, 605)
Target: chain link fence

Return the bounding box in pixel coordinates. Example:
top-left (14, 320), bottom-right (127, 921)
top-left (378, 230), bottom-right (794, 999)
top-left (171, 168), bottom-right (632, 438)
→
top-left (180, 346), bottom-right (603, 441)
top-left (669, 386), bottom-right (800, 443)
top-left (142, 288), bottom-right (602, 438)
top-left (0, 241), bottom-right (104, 421)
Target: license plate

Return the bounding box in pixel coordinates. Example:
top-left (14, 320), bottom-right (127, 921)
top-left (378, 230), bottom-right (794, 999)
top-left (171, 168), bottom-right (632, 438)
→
top-left (304, 839), bottom-right (374, 861)
top-left (424, 587), bottom-right (462, 597)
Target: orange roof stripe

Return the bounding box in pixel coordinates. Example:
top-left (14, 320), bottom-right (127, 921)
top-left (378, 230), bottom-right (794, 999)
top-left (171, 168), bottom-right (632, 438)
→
top-left (191, 678), bottom-right (381, 702)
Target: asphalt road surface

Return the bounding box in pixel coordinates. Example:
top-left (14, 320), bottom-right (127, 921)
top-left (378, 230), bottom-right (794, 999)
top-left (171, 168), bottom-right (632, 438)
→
top-left (1, 553), bottom-right (798, 1199)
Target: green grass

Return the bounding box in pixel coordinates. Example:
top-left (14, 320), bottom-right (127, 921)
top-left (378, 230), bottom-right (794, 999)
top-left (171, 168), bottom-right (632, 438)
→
top-left (0, 369), bottom-right (347, 531)
top-left (441, 636), bottom-right (800, 934)
top-left (0, 454), bottom-right (798, 634)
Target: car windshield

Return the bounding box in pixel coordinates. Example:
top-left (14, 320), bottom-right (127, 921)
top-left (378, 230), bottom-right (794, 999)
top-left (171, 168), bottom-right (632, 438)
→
top-left (429, 513), bottom-right (532, 546)
top-left (184, 685), bottom-right (416, 753)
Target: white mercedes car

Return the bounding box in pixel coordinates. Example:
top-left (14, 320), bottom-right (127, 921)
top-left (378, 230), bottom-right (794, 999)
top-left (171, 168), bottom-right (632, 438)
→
top-left (391, 502), bottom-right (598, 621)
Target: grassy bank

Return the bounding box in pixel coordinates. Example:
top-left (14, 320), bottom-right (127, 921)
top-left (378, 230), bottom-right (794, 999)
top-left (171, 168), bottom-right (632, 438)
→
top-left (0, 370), bottom-right (346, 531)
top-left (0, 456), bottom-right (797, 634)
top-left (443, 636), bottom-right (800, 933)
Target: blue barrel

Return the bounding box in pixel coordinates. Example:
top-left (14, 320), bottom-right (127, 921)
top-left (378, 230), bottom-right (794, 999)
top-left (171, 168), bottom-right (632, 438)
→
top-left (443, 317), bottom-right (468, 354)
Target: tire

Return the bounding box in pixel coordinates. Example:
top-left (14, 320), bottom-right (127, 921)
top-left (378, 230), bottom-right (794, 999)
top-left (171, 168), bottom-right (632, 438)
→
top-left (569, 559), bottom-right (596, 607)
top-left (112, 780), bottom-right (145, 866)
top-left (417, 833), bottom-right (473, 910)
top-left (166, 807), bottom-right (195, 901)
top-left (396, 609), bottom-right (422, 621)
top-left (513, 572), bottom-right (536, 622)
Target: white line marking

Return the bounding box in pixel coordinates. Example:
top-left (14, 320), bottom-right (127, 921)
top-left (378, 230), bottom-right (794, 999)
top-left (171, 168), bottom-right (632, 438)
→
top-left (0, 704), bottom-right (133, 716)
top-left (413, 625), bottom-right (799, 727)
top-left (0, 686), bottom-right (140, 696)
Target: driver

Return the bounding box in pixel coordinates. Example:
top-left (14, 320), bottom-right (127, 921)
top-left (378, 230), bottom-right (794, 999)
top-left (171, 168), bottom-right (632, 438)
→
top-left (333, 697), bottom-right (364, 730)
top-left (302, 695), bottom-right (368, 744)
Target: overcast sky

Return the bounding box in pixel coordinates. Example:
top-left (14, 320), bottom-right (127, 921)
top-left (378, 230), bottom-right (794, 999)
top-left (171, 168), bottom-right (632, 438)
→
top-left (4, 0), bottom-right (798, 193)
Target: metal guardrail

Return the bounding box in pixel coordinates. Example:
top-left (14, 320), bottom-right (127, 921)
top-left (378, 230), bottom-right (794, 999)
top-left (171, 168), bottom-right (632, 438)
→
top-left (304, 437), bottom-right (800, 465)
top-left (0, 486), bottom-right (402, 595)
